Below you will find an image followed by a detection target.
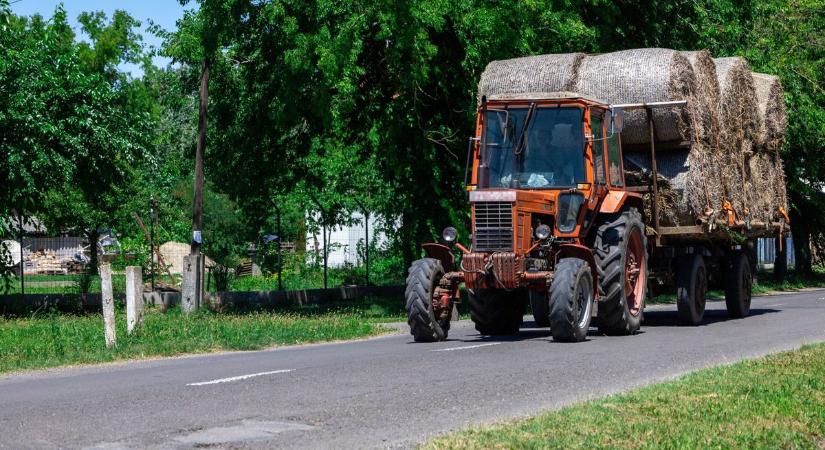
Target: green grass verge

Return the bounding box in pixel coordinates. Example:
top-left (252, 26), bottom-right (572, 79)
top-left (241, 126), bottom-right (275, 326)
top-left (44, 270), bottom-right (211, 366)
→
top-left (424, 343), bottom-right (825, 449)
top-left (0, 303), bottom-right (398, 374)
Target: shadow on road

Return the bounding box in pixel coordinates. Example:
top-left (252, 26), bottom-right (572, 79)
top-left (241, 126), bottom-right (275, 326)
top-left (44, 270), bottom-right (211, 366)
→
top-left (413, 307), bottom-right (781, 345)
top-left (641, 307), bottom-right (779, 327)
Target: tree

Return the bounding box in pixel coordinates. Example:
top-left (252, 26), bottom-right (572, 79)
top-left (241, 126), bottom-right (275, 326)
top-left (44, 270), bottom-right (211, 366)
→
top-left (166, 0), bottom-right (598, 269)
top-left (0, 7), bottom-right (152, 282)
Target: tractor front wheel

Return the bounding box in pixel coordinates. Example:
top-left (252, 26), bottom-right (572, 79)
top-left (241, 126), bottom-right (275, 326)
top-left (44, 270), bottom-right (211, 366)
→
top-left (549, 258), bottom-right (594, 342)
top-left (405, 258), bottom-right (451, 342)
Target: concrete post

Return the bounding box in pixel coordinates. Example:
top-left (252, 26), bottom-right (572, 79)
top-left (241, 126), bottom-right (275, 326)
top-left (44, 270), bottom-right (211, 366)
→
top-left (182, 254), bottom-right (202, 313)
top-left (125, 266), bottom-right (144, 334)
top-left (99, 263), bottom-right (116, 348)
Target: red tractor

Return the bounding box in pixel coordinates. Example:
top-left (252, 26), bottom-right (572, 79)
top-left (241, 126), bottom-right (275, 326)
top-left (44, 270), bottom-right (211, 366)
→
top-left (406, 92), bottom-right (764, 342)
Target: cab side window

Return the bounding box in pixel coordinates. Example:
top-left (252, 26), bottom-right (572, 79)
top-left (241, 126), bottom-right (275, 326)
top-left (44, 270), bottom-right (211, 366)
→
top-left (591, 115), bottom-right (606, 185)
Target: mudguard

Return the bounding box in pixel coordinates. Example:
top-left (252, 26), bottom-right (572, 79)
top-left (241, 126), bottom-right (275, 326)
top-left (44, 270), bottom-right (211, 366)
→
top-left (421, 243), bottom-right (455, 272)
top-left (557, 243), bottom-right (598, 297)
top-left (599, 191), bottom-right (643, 215)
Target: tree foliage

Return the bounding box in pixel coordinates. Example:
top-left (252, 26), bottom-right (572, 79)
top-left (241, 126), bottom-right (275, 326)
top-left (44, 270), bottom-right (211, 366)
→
top-left (0, 6), bottom-right (152, 279)
top-left (1, 0), bottom-right (823, 286)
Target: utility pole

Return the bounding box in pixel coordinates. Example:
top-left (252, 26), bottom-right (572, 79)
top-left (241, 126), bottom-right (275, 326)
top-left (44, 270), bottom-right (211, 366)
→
top-left (191, 58), bottom-right (209, 255)
top-left (184, 58), bottom-right (209, 313)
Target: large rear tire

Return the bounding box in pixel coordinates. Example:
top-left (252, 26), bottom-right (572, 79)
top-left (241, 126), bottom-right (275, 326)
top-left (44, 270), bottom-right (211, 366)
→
top-left (676, 254), bottom-right (707, 326)
top-left (405, 258), bottom-right (450, 342)
top-left (549, 258), bottom-right (594, 342)
top-left (725, 252), bottom-right (752, 318)
top-left (469, 289), bottom-right (525, 335)
top-left (529, 290), bottom-right (550, 327)
top-left (594, 208), bottom-right (647, 335)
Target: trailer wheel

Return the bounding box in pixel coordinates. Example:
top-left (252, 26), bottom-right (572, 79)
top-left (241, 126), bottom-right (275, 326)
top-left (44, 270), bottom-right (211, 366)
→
top-left (676, 254), bottom-right (707, 326)
top-left (549, 258), bottom-right (594, 342)
top-left (725, 252), bottom-right (752, 318)
top-left (405, 258), bottom-right (450, 342)
top-left (469, 289), bottom-right (525, 335)
top-left (529, 290), bottom-right (550, 327)
top-left (594, 208), bottom-right (647, 335)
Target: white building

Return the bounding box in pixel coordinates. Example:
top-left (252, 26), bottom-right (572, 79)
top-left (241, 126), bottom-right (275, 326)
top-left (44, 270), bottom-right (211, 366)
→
top-left (305, 212), bottom-right (391, 268)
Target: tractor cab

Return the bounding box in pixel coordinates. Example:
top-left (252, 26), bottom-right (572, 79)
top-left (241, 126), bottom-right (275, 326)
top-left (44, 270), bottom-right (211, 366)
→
top-left (466, 92), bottom-right (629, 249)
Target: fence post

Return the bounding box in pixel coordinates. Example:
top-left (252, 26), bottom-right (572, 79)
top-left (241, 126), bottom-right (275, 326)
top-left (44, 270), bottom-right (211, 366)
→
top-left (100, 263), bottom-right (117, 348)
top-left (126, 266), bottom-right (144, 334)
top-left (182, 254), bottom-right (202, 313)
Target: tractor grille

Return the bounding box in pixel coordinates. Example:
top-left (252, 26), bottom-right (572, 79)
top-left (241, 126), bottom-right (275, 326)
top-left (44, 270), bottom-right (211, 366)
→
top-left (473, 202), bottom-right (514, 252)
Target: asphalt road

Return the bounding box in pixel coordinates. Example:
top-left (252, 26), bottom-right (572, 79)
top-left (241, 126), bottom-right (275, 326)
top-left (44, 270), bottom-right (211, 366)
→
top-left (2, 290), bottom-right (825, 450)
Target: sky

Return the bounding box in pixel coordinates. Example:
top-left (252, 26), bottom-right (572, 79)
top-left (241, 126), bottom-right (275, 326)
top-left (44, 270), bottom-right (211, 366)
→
top-left (10, 0), bottom-right (196, 77)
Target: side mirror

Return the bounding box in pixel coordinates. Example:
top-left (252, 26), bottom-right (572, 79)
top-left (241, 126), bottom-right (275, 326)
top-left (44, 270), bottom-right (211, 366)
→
top-left (609, 107), bottom-right (624, 134)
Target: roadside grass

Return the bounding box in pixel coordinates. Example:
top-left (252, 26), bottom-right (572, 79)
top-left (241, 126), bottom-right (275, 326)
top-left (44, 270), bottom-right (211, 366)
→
top-left (0, 300), bottom-right (401, 374)
top-left (424, 343), bottom-right (825, 450)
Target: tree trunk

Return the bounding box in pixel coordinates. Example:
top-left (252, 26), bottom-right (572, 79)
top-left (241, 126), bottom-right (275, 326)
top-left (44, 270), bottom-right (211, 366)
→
top-left (789, 192), bottom-right (812, 275)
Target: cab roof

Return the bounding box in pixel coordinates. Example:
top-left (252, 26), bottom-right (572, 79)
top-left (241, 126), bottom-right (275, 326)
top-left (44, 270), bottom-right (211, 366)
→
top-left (484, 91), bottom-right (610, 108)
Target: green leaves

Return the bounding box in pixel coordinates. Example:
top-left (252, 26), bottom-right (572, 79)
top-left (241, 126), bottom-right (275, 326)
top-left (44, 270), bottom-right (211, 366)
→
top-left (0, 7), bottom-right (152, 240)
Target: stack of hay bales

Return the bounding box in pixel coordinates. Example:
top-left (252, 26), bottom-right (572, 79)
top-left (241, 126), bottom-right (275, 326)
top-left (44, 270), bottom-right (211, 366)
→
top-left (476, 49), bottom-right (788, 227)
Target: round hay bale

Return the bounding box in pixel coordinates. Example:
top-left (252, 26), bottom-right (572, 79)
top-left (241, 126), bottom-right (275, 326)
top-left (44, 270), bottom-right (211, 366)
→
top-left (752, 72), bottom-right (787, 154)
top-left (773, 153), bottom-right (789, 214)
top-left (574, 48), bottom-right (698, 145)
top-left (477, 53), bottom-right (585, 103)
top-left (747, 152), bottom-right (775, 223)
top-left (682, 50), bottom-right (721, 150)
top-left (714, 57), bottom-right (762, 144)
top-left (714, 57), bottom-right (763, 217)
top-left (682, 50), bottom-right (724, 217)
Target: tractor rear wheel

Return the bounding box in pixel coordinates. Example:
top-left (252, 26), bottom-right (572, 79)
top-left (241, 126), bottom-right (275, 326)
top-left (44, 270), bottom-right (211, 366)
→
top-left (405, 258), bottom-right (450, 342)
top-left (725, 252), bottom-right (752, 318)
top-left (469, 289), bottom-right (525, 335)
top-left (549, 258), bottom-right (594, 342)
top-left (676, 254), bottom-right (707, 326)
top-left (594, 208), bottom-right (647, 335)
top-left (529, 290), bottom-right (550, 327)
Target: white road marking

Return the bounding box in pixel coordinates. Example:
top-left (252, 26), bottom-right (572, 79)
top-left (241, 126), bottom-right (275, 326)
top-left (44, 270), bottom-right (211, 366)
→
top-left (187, 369), bottom-right (293, 386)
top-left (765, 303), bottom-right (783, 307)
top-left (431, 342), bottom-right (502, 352)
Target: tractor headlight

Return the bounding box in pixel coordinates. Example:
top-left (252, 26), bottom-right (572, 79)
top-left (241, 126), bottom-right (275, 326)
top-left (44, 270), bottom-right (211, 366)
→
top-left (441, 227), bottom-right (458, 243)
top-left (557, 192), bottom-right (585, 233)
top-left (534, 224), bottom-right (552, 240)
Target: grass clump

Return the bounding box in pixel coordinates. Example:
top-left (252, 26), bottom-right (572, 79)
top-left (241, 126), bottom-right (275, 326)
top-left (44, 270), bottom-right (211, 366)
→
top-left (424, 343), bottom-right (825, 449)
top-left (0, 306), bottom-right (392, 374)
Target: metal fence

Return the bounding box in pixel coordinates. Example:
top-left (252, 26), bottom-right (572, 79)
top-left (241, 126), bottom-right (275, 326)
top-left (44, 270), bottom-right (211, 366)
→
top-left (756, 236), bottom-right (795, 270)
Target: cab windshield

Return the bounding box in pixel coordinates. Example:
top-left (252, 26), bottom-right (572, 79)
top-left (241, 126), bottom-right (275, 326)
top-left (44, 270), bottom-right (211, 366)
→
top-left (482, 106), bottom-right (585, 189)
